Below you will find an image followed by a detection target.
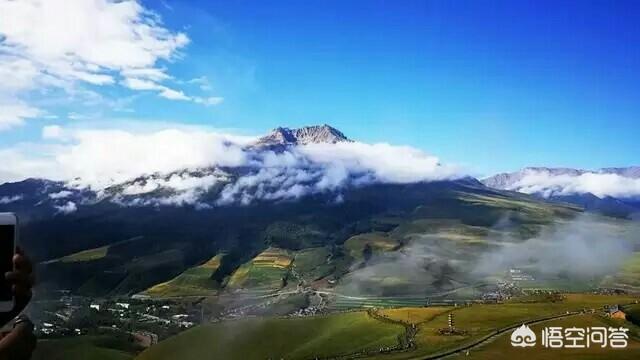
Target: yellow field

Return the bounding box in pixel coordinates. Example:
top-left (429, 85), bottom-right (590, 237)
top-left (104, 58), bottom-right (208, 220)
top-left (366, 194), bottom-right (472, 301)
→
top-left (252, 247), bottom-right (293, 268)
top-left (142, 254), bottom-right (224, 297)
top-left (227, 247), bottom-right (293, 290)
top-left (379, 306), bottom-right (452, 324)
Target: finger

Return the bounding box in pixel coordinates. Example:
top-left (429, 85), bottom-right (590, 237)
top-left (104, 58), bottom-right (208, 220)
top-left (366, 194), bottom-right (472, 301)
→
top-left (0, 325), bottom-right (36, 360)
top-left (0, 321), bottom-right (33, 347)
top-left (13, 252), bottom-right (32, 275)
top-left (12, 284), bottom-right (32, 302)
top-left (4, 272), bottom-right (35, 287)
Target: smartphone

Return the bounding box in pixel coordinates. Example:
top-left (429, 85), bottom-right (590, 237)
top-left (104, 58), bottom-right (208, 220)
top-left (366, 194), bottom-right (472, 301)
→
top-left (0, 213), bottom-right (16, 312)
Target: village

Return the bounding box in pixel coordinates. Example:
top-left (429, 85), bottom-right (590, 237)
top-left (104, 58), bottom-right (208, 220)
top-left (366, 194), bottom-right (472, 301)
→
top-left (30, 293), bottom-right (202, 349)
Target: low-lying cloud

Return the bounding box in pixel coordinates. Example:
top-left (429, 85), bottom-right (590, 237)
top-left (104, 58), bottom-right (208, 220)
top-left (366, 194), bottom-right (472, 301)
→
top-left (509, 169), bottom-right (640, 199)
top-left (475, 215), bottom-right (634, 277)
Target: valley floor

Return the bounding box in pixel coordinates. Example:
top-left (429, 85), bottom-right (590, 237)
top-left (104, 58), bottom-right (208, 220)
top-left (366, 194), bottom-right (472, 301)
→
top-left (118, 293), bottom-right (640, 360)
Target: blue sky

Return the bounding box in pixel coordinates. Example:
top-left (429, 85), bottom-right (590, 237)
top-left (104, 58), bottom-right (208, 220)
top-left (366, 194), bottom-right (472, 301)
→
top-left (1, 0), bottom-right (639, 176)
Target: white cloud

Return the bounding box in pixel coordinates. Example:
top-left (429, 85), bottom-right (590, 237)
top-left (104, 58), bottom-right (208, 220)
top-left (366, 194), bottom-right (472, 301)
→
top-left (49, 190), bottom-right (73, 200)
top-left (215, 139), bottom-right (460, 205)
top-left (55, 201), bottom-right (77, 214)
top-left (0, 125), bottom-right (463, 206)
top-left (159, 88), bottom-right (189, 101)
top-left (58, 129), bottom-right (248, 188)
top-left (42, 125), bottom-right (65, 139)
top-left (0, 0), bottom-right (189, 81)
top-left (0, 0), bottom-right (222, 130)
top-left (298, 142), bottom-right (458, 184)
top-left (509, 169), bottom-right (640, 199)
top-left (122, 77), bottom-right (221, 104)
top-left (0, 100), bottom-right (41, 130)
top-left (194, 96), bottom-right (224, 106)
top-left (0, 195), bottom-right (23, 204)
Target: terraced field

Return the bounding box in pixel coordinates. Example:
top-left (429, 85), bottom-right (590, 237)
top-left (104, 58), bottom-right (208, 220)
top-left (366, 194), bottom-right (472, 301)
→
top-left (226, 247), bottom-right (293, 291)
top-left (142, 254), bottom-right (224, 298)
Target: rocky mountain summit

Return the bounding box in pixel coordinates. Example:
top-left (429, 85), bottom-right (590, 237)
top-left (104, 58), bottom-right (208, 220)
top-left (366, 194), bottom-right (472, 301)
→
top-left (253, 124), bottom-right (352, 149)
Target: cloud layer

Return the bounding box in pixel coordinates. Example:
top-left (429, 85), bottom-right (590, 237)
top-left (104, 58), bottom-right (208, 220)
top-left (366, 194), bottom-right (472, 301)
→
top-left (0, 125), bottom-right (461, 207)
top-left (508, 169), bottom-right (640, 199)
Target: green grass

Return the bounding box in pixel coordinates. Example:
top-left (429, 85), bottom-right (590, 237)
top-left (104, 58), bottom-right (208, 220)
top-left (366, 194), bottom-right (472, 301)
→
top-left (142, 254), bottom-right (224, 298)
top-left (603, 252), bottom-right (640, 291)
top-left (32, 336), bottom-right (136, 360)
top-left (292, 247), bottom-right (333, 281)
top-left (57, 245), bottom-right (110, 263)
top-left (135, 294), bottom-right (640, 360)
top-left (135, 312), bottom-right (404, 360)
top-left (329, 296), bottom-right (430, 310)
top-left (344, 232), bottom-right (400, 259)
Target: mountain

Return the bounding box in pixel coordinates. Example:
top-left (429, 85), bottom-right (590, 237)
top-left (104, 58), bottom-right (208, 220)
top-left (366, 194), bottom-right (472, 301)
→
top-left (483, 166), bottom-right (640, 218)
top-left (2, 126), bottom-right (638, 300)
top-left (253, 124), bottom-right (352, 150)
top-left (0, 125), bottom-right (355, 216)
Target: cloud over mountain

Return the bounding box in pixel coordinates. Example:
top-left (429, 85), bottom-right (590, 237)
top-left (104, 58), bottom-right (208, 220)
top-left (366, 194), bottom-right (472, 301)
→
top-left (484, 167), bottom-right (640, 199)
top-left (0, 124), bottom-right (462, 207)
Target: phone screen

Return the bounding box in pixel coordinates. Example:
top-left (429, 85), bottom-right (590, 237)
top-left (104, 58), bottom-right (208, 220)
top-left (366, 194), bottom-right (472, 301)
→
top-left (0, 225), bottom-right (14, 301)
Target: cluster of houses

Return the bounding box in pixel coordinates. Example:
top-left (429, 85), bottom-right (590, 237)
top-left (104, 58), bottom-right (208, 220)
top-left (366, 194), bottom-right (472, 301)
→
top-left (33, 295), bottom-right (198, 341)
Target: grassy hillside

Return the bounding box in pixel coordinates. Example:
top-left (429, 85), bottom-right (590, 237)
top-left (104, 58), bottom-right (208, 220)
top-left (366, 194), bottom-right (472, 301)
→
top-left (32, 336), bottom-right (137, 360)
top-left (603, 252), bottom-right (640, 291)
top-left (134, 294), bottom-right (640, 360)
top-left (344, 232), bottom-right (400, 259)
top-left (135, 312), bottom-right (404, 360)
top-left (142, 254), bottom-right (224, 298)
top-left (57, 245), bottom-right (110, 263)
top-left (291, 247), bottom-right (334, 281)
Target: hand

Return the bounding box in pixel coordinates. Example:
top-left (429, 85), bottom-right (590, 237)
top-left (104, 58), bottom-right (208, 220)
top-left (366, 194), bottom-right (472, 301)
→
top-left (0, 317), bottom-right (37, 360)
top-left (1, 247), bottom-right (34, 326)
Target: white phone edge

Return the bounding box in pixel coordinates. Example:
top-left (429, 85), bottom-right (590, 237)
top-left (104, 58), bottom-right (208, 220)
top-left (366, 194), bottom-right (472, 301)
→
top-left (0, 213), bottom-right (16, 312)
